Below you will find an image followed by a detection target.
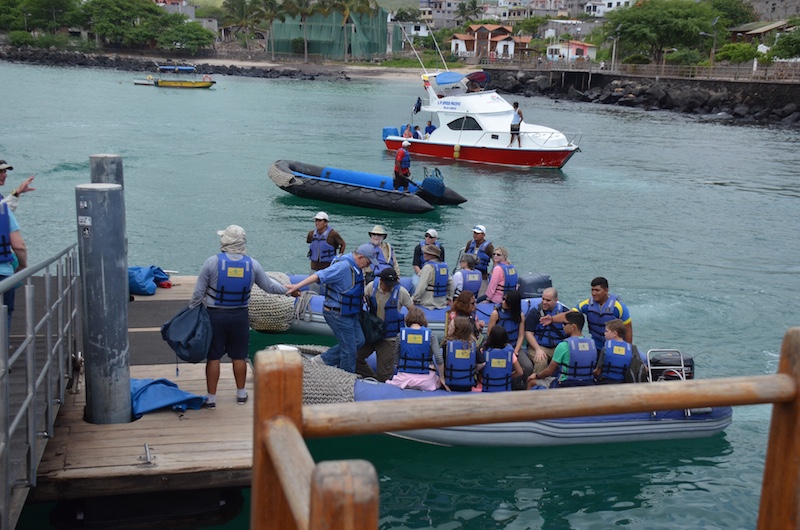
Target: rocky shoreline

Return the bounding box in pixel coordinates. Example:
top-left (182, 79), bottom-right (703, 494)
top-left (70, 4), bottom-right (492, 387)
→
top-left (489, 69), bottom-right (800, 126)
top-left (4, 46), bottom-right (800, 126)
top-left (0, 45), bottom-right (352, 80)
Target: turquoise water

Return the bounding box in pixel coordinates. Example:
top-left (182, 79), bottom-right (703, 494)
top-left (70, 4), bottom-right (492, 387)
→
top-left (4, 61), bottom-right (799, 528)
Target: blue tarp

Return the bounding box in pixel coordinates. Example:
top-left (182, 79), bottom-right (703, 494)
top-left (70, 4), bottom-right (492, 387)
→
top-left (131, 378), bottom-right (205, 419)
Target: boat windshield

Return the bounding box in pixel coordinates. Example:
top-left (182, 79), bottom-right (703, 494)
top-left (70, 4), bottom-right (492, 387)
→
top-left (446, 117), bottom-right (483, 131)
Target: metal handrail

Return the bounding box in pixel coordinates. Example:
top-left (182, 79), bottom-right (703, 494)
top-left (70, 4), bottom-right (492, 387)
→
top-left (0, 245), bottom-right (79, 530)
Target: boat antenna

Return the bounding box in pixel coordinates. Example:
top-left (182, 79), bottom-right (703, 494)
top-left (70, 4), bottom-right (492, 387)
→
top-left (400, 25), bottom-right (428, 74)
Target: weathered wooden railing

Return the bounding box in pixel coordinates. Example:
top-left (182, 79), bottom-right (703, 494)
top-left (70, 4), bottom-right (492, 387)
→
top-left (252, 328), bottom-right (800, 530)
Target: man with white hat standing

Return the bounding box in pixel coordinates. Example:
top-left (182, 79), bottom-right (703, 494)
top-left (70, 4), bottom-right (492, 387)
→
top-left (306, 211), bottom-right (346, 272)
top-left (190, 225), bottom-right (292, 409)
top-left (393, 140), bottom-right (412, 191)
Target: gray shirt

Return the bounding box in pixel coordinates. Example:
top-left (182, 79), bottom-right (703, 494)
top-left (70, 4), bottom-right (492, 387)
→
top-left (190, 253), bottom-right (287, 308)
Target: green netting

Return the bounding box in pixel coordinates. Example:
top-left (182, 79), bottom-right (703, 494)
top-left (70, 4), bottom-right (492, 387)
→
top-left (269, 7), bottom-right (389, 60)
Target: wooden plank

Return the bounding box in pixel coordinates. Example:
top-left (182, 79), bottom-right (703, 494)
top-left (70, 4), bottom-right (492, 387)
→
top-left (758, 327), bottom-right (800, 529)
top-left (265, 417), bottom-right (314, 529)
top-left (302, 374), bottom-right (795, 438)
top-left (31, 363), bottom-right (256, 502)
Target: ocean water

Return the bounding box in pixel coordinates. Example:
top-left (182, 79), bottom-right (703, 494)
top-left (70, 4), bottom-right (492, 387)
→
top-left (4, 61), bottom-right (799, 529)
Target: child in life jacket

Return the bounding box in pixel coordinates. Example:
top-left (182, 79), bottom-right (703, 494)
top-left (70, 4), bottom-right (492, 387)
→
top-left (480, 326), bottom-right (523, 392)
top-left (386, 307), bottom-right (447, 391)
top-left (444, 316), bottom-right (485, 392)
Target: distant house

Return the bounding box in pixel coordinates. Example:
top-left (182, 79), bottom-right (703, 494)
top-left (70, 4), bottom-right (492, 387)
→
top-left (583, 0), bottom-right (631, 17)
top-left (546, 40), bottom-right (596, 61)
top-left (450, 23), bottom-right (531, 59)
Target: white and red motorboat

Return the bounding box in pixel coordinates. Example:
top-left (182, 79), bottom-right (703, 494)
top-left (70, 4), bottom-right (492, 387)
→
top-left (383, 71), bottom-right (580, 169)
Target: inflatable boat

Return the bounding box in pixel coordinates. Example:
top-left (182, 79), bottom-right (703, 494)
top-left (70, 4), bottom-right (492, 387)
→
top-left (268, 159), bottom-right (466, 214)
top-left (300, 351), bottom-right (732, 448)
top-left (249, 273), bottom-right (553, 338)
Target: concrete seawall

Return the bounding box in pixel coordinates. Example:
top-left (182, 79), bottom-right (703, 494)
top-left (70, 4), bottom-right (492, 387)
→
top-left (485, 68), bottom-right (800, 126)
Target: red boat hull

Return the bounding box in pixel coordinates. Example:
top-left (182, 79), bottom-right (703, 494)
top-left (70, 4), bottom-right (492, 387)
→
top-left (385, 139), bottom-right (577, 169)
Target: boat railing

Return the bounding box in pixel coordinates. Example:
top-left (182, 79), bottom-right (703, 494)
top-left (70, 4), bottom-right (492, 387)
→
top-left (252, 327), bottom-right (800, 529)
top-left (0, 244), bottom-right (80, 530)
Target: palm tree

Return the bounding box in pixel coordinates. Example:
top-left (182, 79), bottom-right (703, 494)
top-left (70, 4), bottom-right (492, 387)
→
top-left (455, 0), bottom-right (481, 26)
top-left (321, 0), bottom-right (377, 62)
top-left (283, 0), bottom-right (322, 63)
top-left (223, 0), bottom-right (254, 50)
top-left (252, 0), bottom-right (286, 60)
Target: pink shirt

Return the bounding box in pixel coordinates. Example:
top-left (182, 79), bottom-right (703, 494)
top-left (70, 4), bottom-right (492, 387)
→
top-left (485, 263), bottom-right (508, 304)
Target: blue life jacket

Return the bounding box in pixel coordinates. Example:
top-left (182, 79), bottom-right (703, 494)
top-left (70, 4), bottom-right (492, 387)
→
top-left (600, 339), bottom-right (633, 382)
top-left (210, 254), bottom-right (253, 306)
top-left (418, 240), bottom-right (442, 269)
top-left (557, 336), bottom-right (597, 385)
top-left (371, 244), bottom-right (395, 276)
top-left (460, 270), bottom-right (482, 296)
top-left (482, 345), bottom-right (514, 392)
top-left (493, 262), bottom-right (518, 293)
top-left (445, 339), bottom-right (477, 387)
top-left (0, 203), bottom-right (12, 264)
top-left (425, 261), bottom-right (449, 297)
top-left (308, 226), bottom-right (335, 263)
top-left (325, 255), bottom-right (365, 316)
top-left (495, 306), bottom-right (520, 344)
top-left (466, 240), bottom-right (492, 275)
top-left (585, 295), bottom-right (620, 350)
top-left (529, 302), bottom-right (568, 348)
top-left (369, 279), bottom-right (404, 338)
top-left (397, 327), bottom-right (432, 374)
top-left (399, 148), bottom-right (411, 170)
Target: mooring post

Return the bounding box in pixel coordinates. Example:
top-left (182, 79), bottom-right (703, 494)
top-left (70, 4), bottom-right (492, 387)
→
top-left (252, 346), bottom-right (305, 529)
top-left (757, 327), bottom-right (800, 529)
top-left (309, 460), bottom-right (379, 530)
top-left (89, 154), bottom-right (124, 187)
top-left (75, 182), bottom-right (131, 424)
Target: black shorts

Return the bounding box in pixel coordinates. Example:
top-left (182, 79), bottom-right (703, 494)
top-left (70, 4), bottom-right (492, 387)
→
top-left (510, 124), bottom-right (521, 133)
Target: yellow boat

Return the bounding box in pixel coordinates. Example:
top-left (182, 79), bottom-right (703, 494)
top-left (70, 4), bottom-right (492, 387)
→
top-left (134, 65), bottom-right (216, 89)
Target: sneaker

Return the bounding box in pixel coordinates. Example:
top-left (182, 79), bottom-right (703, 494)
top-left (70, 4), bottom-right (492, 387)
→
top-left (202, 401), bottom-right (216, 410)
top-left (237, 394), bottom-right (248, 405)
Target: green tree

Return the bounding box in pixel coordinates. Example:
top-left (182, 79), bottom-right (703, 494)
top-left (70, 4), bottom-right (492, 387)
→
top-left (714, 42), bottom-right (761, 62)
top-left (770, 29), bottom-right (800, 59)
top-left (283, 0), bottom-right (322, 62)
top-left (518, 16), bottom-right (549, 38)
top-left (706, 0), bottom-right (757, 28)
top-left (195, 4), bottom-right (227, 21)
top-left (223, 0), bottom-right (254, 50)
top-left (21, 0), bottom-right (77, 33)
top-left (80, 0), bottom-right (165, 47)
top-left (454, 0), bottom-right (481, 26)
top-left (392, 7), bottom-right (419, 23)
top-left (156, 20), bottom-right (215, 53)
top-left (604, 0), bottom-right (718, 64)
top-left (251, 0), bottom-right (285, 60)
top-left (320, 0), bottom-right (376, 62)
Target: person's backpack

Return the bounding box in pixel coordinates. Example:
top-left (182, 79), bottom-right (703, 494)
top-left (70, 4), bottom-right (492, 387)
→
top-left (161, 305), bottom-right (212, 364)
top-left (625, 345), bottom-right (648, 383)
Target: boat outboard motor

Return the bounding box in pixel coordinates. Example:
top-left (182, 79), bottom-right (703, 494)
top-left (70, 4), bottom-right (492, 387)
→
top-left (649, 351), bottom-right (695, 380)
top-left (517, 272), bottom-right (553, 298)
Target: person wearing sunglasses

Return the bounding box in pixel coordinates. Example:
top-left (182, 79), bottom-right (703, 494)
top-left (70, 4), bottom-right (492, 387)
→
top-left (483, 246), bottom-right (518, 305)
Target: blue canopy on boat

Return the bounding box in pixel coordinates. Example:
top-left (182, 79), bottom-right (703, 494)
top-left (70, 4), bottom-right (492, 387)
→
top-left (156, 65), bottom-right (197, 72)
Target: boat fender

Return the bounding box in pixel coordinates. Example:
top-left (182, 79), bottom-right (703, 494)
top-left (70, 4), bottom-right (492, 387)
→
top-left (453, 144), bottom-right (461, 159)
top-left (202, 75), bottom-right (212, 82)
top-left (147, 75), bottom-right (153, 80)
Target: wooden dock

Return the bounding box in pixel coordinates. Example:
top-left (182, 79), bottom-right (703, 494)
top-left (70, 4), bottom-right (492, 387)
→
top-left (29, 275), bottom-right (257, 502)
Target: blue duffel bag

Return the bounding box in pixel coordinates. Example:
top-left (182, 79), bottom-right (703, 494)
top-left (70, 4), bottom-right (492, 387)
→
top-left (161, 304), bottom-right (212, 363)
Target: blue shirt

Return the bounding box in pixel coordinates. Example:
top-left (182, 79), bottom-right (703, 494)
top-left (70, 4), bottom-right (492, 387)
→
top-left (316, 254), bottom-right (360, 309)
top-left (0, 210), bottom-right (20, 277)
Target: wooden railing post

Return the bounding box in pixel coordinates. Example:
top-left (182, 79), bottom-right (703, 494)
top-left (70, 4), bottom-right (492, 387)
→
top-left (758, 327), bottom-right (800, 529)
top-left (252, 346), bottom-right (304, 530)
top-left (309, 461), bottom-right (379, 530)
